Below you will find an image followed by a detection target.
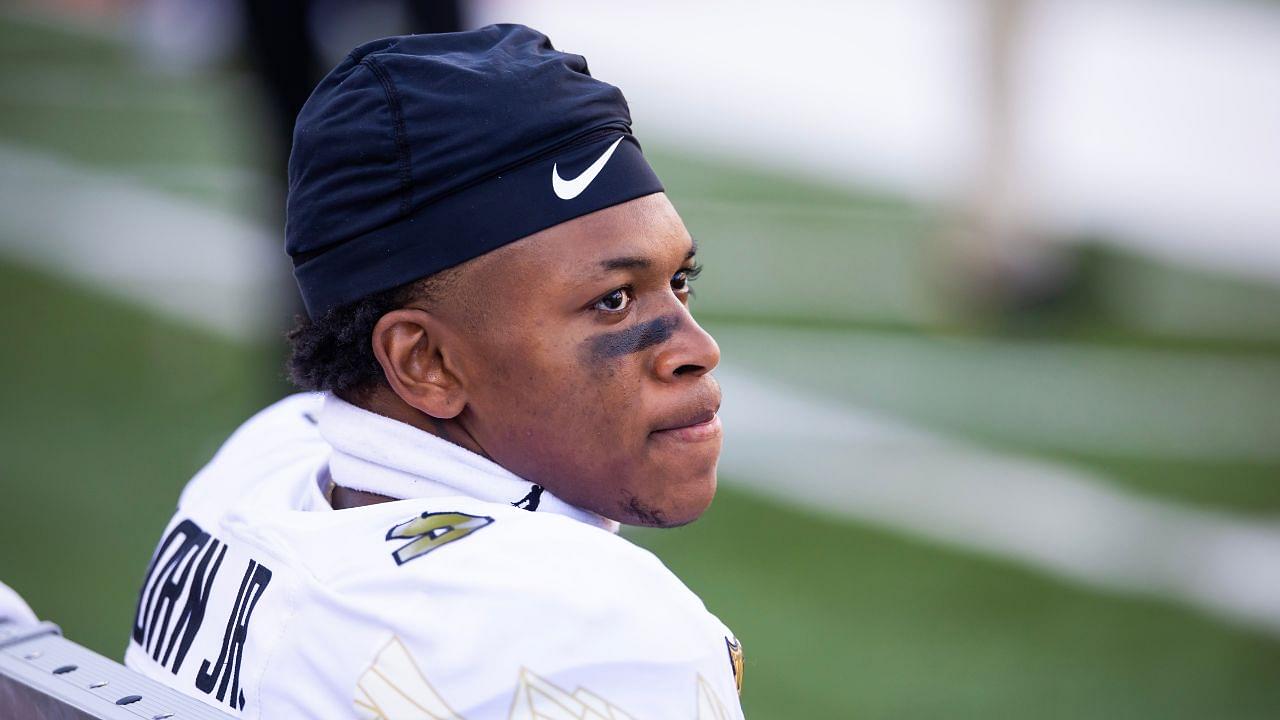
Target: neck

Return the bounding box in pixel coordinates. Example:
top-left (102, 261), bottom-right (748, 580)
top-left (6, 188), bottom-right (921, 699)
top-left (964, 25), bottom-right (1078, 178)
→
top-left (317, 393), bottom-right (622, 534)
top-left (330, 484), bottom-right (394, 509)
top-left (349, 386), bottom-right (492, 461)
top-left (329, 388), bottom-right (480, 509)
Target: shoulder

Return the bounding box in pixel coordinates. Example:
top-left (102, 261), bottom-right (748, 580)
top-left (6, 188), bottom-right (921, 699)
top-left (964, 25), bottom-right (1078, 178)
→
top-left (445, 505), bottom-right (715, 634)
top-left (274, 500), bottom-right (741, 717)
top-left (204, 392), bottom-right (326, 466)
top-left (289, 496), bottom-right (726, 657)
top-left (177, 393), bottom-right (327, 510)
top-left (303, 498), bottom-right (711, 629)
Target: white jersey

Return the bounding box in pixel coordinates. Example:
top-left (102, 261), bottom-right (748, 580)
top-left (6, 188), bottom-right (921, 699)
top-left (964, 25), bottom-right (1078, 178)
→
top-left (0, 579), bottom-right (38, 627)
top-left (125, 393), bottom-right (745, 719)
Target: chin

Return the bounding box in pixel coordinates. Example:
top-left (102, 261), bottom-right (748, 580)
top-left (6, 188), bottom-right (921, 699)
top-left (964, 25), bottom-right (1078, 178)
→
top-left (619, 466), bottom-right (718, 528)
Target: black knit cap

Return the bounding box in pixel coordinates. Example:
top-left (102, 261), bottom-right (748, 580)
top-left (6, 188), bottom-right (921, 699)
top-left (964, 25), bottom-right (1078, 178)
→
top-left (286, 24), bottom-right (664, 319)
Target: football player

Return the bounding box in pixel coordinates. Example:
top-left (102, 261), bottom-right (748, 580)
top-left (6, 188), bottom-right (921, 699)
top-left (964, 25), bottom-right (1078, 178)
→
top-left (125, 24), bottom-right (744, 719)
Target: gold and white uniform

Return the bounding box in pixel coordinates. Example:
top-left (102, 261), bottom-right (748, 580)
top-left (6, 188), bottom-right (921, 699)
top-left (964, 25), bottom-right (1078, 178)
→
top-left (125, 393), bottom-right (744, 719)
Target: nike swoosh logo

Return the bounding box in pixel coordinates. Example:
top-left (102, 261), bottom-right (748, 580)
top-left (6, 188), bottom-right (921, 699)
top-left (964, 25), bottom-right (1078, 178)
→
top-left (551, 137), bottom-right (624, 200)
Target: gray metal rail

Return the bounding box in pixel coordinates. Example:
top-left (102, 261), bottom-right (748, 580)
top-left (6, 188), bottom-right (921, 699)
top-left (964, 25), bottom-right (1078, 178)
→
top-left (0, 621), bottom-right (233, 720)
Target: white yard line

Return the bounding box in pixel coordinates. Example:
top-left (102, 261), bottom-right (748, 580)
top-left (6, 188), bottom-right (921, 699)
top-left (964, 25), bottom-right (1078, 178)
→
top-left (0, 144), bottom-right (285, 342)
top-left (5, 143), bottom-right (1280, 636)
top-left (0, 65), bottom-right (243, 114)
top-left (716, 367), bottom-right (1280, 636)
top-left (712, 325), bottom-right (1280, 463)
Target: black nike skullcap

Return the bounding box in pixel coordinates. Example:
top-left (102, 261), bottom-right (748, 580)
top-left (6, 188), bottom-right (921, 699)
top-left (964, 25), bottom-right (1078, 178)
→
top-left (286, 24), bottom-right (665, 319)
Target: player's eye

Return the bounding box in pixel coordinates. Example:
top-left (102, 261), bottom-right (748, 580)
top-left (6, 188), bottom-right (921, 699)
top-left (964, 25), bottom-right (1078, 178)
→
top-left (594, 287), bottom-right (633, 313)
top-left (671, 263), bottom-right (703, 295)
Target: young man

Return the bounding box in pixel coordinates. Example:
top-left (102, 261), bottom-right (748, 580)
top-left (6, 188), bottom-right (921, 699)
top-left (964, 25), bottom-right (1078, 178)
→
top-left (125, 25), bottom-right (745, 719)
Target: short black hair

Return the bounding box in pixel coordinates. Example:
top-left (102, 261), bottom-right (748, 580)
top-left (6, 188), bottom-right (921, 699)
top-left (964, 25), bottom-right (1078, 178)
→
top-left (287, 276), bottom-right (436, 399)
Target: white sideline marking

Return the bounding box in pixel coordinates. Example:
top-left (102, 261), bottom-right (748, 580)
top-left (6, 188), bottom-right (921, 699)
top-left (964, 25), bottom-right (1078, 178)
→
top-left (0, 64), bottom-right (235, 113)
top-left (0, 144), bottom-right (285, 342)
top-left (8, 144), bottom-right (1273, 461)
top-left (717, 366), bottom-right (1280, 636)
top-left (4, 143), bottom-right (1280, 635)
top-left (710, 325), bottom-right (1280, 463)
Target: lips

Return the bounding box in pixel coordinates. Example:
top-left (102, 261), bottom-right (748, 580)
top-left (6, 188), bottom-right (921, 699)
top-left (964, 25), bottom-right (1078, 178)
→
top-left (651, 392), bottom-right (723, 443)
top-left (651, 413), bottom-right (722, 443)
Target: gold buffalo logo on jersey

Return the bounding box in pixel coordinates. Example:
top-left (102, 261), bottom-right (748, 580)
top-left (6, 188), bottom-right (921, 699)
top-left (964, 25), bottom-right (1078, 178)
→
top-left (725, 636), bottom-right (744, 696)
top-left (355, 637), bottom-right (735, 720)
top-left (386, 511), bottom-right (494, 565)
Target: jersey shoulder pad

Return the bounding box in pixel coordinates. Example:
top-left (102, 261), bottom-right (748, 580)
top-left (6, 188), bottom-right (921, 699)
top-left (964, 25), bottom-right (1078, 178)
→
top-left (265, 501), bottom-right (744, 718)
top-left (375, 502), bottom-right (715, 650)
top-left (178, 393), bottom-right (326, 510)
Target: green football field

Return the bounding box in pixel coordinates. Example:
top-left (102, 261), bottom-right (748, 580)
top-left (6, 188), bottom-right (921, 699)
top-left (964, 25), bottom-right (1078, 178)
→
top-left (3, 10), bottom-right (1280, 718)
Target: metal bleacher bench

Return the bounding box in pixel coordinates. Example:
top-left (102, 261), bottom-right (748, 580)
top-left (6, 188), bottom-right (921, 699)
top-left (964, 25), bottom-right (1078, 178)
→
top-left (0, 620), bottom-right (232, 720)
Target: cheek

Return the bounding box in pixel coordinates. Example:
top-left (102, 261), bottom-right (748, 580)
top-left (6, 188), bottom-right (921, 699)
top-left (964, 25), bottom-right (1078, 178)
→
top-left (556, 354), bottom-right (648, 449)
top-left (475, 337), bottom-right (647, 468)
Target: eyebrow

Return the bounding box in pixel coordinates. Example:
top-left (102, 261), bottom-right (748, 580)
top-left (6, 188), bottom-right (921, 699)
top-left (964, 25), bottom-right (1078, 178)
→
top-left (598, 241), bottom-right (698, 272)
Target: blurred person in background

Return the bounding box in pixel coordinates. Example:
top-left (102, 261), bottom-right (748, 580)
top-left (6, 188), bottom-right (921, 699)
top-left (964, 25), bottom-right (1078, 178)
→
top-left (135, 0), bottom-right (469, 394)
top-left (240, 0), bottom-right (470, 387)
top-left (240, 0), bottom-right (467, 179)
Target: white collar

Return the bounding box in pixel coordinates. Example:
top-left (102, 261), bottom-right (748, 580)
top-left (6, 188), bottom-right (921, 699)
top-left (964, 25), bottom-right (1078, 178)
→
top-left (318, 393), bottom-right (619, 534)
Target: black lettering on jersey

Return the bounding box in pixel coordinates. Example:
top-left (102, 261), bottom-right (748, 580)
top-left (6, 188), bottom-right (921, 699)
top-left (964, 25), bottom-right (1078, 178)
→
top-left (196, 559), bottom-right (272, 711)
top-left (132, 519), bottom-right (227, 674)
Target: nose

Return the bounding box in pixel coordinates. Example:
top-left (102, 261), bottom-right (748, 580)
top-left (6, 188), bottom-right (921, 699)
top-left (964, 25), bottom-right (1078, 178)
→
top-left (653, 310), bottom-right (720, 381)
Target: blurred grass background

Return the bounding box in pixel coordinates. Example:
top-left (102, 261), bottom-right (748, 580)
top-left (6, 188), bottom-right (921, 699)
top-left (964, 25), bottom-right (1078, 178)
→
top-left (2, 7), bottom-right (1280, 717)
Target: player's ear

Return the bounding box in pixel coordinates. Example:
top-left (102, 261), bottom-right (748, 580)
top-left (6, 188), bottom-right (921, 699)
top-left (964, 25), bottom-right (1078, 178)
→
top-left (371, 308), bottom-right (468, 419)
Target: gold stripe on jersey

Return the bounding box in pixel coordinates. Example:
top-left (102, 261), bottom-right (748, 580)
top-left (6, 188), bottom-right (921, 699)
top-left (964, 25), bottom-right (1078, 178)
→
top-left (725, 636), bottom-right (744, 696)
